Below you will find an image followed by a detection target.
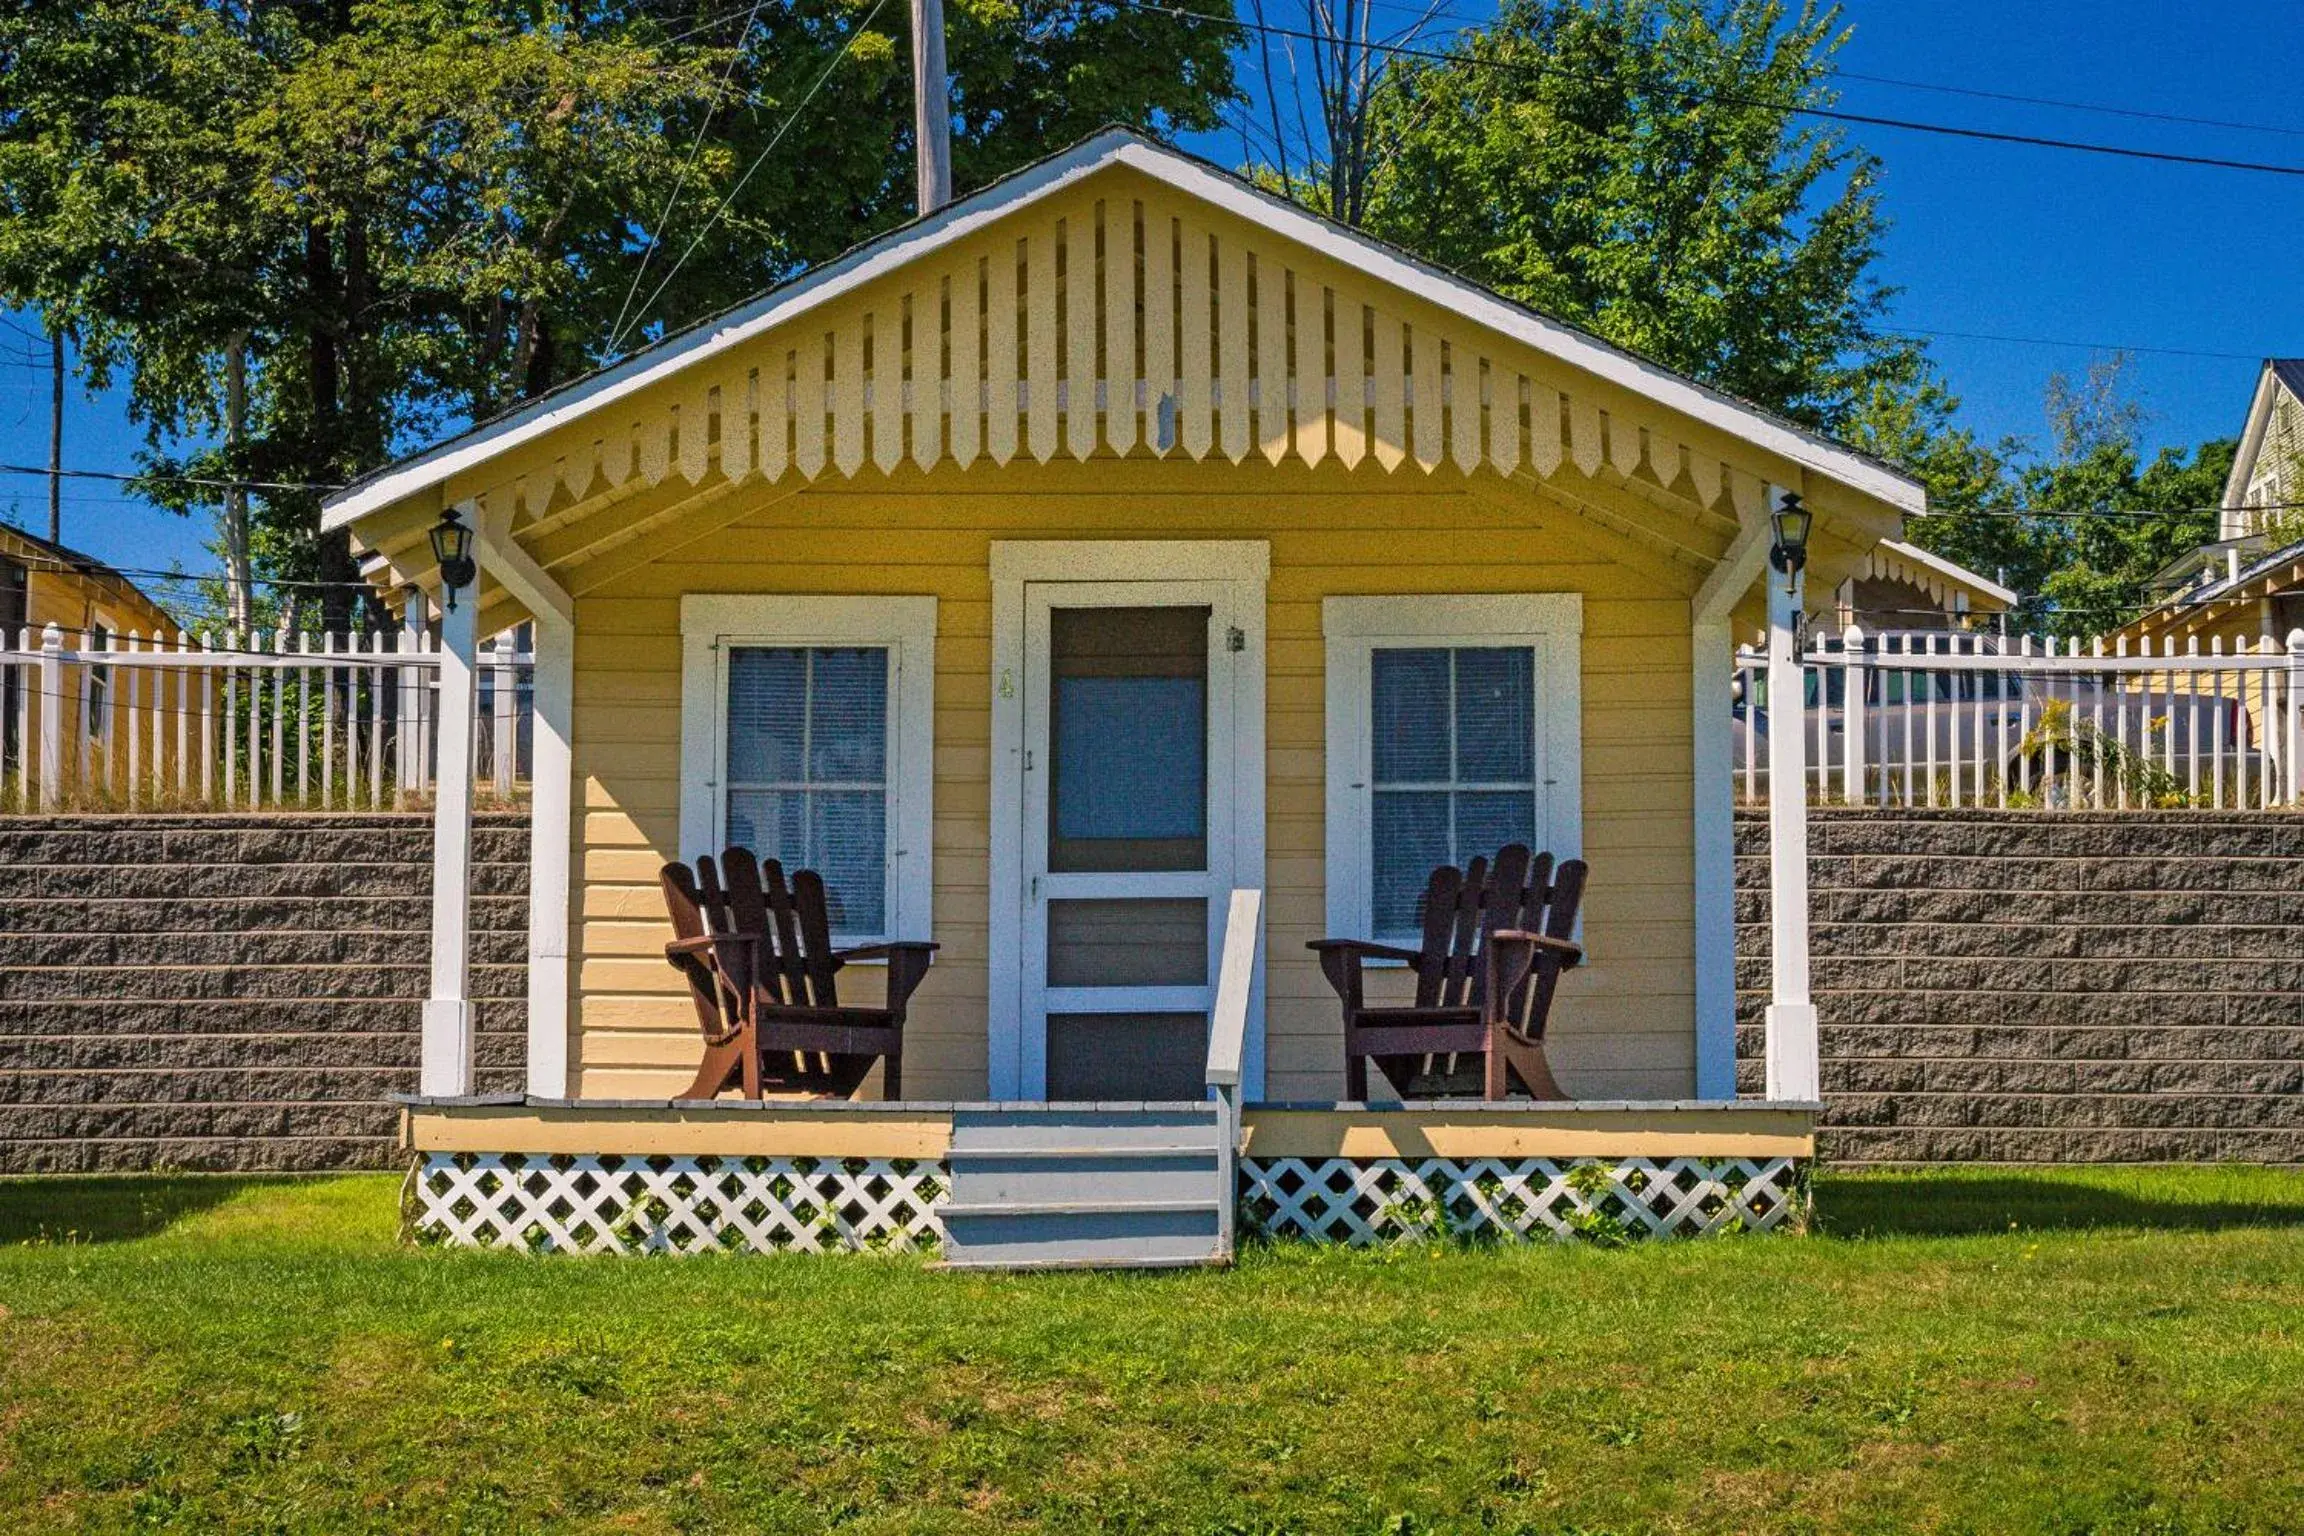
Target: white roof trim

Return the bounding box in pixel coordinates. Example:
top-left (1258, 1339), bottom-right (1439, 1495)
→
top-left (324, 129), bottom-right (1923, 531)
top-left (1874, 540), bottom-right (2017, 608)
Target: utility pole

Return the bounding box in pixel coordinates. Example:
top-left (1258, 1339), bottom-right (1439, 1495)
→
top-left (46, 325), bottom-right (63, 545)
top-left (910, 0), bottom-right (951, 215)
top-left (223, 334), bottom-right (252, 629)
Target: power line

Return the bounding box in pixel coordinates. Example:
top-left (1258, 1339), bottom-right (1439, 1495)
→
top-left (0, 547), bottom-right (379, 594)
top-left (0, 463), bottom-right (344, 494)
top-left (1342, 0), bottom-right (2304, 141)
top-left (617, 0), bottom-right (895, 349)
top-left (1884, 327), bottom-right (2265, 364)
top-left (1117, 0), bottom-right (2304, 178)
top-left (1830, 66), bottom-right (2304, 143)
top-left (608, 0), bottom-right (771, 351)
top-left (1919, 501), bottom-right (2300, 523)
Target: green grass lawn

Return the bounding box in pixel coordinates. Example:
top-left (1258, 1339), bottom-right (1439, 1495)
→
top-left (3, 1168), bottom-right (2303, 1534)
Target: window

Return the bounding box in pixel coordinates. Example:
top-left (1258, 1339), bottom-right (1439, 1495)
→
top-left (680, 596), bottom-right (935, 945)
top-left (1324, 596), bottom-right (1581, 946)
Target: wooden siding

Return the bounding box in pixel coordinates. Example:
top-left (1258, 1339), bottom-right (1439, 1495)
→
top-left (568, 455), bottom-right (1700, 1103)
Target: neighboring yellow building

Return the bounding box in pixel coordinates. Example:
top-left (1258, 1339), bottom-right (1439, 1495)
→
top-left (1, 523), bottom-right (181, 795)
top-left (2121, 358), bottom-right (2304, 655)
top-left (325, 130), bottom-right (1923, 1111)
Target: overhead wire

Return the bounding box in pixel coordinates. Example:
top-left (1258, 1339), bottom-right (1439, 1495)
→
top-left (614, 0), bottom-right (895, 347)
top-left (1112, 0), bottom-right (2304, 178)
top-left (607, 0), bottom-right (772, 350)
top-left (1341, 0), bottom-right (2304, 140)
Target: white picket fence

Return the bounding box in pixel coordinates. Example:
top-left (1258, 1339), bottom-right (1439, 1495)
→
top-left (0, 623), bottom-right (531, 812)
top-left (1734, 627), bottom-right (2304, 810)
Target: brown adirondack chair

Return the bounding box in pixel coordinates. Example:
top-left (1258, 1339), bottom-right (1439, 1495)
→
top-left (1309, 844), bottom-right (1587, 1101)
top-left (660, 847), bottom-right (936, 1100)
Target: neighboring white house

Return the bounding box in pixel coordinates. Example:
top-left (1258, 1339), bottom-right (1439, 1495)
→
top-left (2121, 357), bottom-right (2304, 652)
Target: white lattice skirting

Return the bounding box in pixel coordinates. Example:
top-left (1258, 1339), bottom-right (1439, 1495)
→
top-left (409, 1153), bottom-right (949, 1255)
top-left (1242, 1156), bottom-right (1808, 1244)
top-left (408, 1152), bottom-right (1806, 1255)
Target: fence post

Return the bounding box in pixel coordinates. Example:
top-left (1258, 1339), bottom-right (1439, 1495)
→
top-left (399, 592), bottom-right (428, 798)
top-left (2289, 629), bottom-right (2304, 806)
top-left (491, 632), bottom-right (515, 799)
top-left (1840, 623), bottom-right (1866, 806)
top-left (36, 623), bottom-right (62, 810)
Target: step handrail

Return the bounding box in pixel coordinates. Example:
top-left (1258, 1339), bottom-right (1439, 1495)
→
top-left (1205, 886), bottom-right (1261, 1262)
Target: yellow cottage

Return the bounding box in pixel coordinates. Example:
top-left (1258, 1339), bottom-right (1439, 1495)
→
top-left (326, 131), bottom-right (1924, 1262)
top-left (2, 523), bottom-right (182, 802)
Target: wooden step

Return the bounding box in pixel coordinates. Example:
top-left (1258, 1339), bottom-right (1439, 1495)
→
top-left (938, 1102), bottom-right (1233, 1270)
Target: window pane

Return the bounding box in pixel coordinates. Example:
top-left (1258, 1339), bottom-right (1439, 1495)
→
top-left (1047, 898), bottom-right (1207, 987)
top-left (725, 787), bottom-right (804, 868)
top-left (1371, 649), bottom-right (1449, 783)
top-left (1453, 647), bottom-right (1533, 781)
top-left (1048, 607), bottom-right (1208, 873)
top-left (726, 648), bottom-right (807, 782)
top-left (724, 642), bottom-right (893, 938)
top-left (809, 790), bottom-right (887, 935)
top-left (1372, 789), bottom-right (1450, 938)
top-left (808, 647), bottom-right (887, 781)
top-left (1045, 1013), bottom-right (1208, 1100)
top-left (1455, 790), bottom-right (1536, 862)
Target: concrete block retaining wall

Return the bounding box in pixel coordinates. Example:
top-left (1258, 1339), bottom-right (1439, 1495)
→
top-left (1736, 810), bottom-right (2304, 1165)
top-left (0, 815), bottom-right (528, 1173)
top-left (2, 809), bottom-right (2299, 1172)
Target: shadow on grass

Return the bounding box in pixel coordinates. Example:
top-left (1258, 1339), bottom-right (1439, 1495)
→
top-left (1818, 1170), bottom-right (2304, 1239)
top-left (0, 1175), bottom-right (305, 1245)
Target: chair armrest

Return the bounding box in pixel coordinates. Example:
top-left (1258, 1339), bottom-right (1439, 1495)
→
top-left (1305, 938), bottom-right (1424, 964)
top-left (835, 941), bottom-right (939, 1012)
top-left (832, 941), bottom-right (941, 963)
top-left (1491, 930), bottom-right (1583, 969)
top-left (1307, 938), bottom-right (1421, 1010)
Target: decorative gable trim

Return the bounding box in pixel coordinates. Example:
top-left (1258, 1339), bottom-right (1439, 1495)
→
top-left (325, 132), bottom-right (1920, 536)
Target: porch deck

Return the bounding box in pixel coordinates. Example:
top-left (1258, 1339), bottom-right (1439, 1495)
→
top-left (401, 1095), bottom-right (1816, 1255)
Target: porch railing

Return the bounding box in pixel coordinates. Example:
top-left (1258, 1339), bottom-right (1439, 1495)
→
top-left (1205, 886), bottom-right (1262, 1263)
top-left (1733, 626), bottom-right (2304, 810)
top-left (0, 623), bottom-right (532, 812)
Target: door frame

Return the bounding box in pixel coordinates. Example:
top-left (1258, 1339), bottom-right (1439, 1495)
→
top-left (989, 541), bottom-right (1268, 1100)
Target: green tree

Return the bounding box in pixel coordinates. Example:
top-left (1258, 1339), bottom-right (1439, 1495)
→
top-left (0, 0), bottom-right (1239, 624)
top-left (1350, 0), bottom-right (1914, 432)
top-left (2021, 357), bottom-right (2232, 638)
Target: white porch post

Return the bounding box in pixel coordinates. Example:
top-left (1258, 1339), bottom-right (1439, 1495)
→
top-left (1688, 494), bottom-right (1774, 1101)
top-left (462, 493), bottom-right (579, 1102)
top-left (1763, 545), bottom-right (1819, 1102)
top-left (1687, 614), bottom-right (1737, 1098)
top-left (422, 581), bottom-right (480, 1097)
top-left (524, 610), bottom-right (574, 1098)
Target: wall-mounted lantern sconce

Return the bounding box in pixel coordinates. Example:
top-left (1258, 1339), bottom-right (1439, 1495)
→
top-left (1768, 491), bottom-right (1812, 595)
top-left (430, 508), bottom-right (477, 612)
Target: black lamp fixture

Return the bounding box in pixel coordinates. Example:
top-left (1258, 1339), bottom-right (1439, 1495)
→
top-left (1768, 491), bottom-right (1812, 594)
top-left (430, 508), bottom-right (477, 612)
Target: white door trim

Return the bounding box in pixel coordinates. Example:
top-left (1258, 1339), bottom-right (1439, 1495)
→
top-left (989, 541), bottom-right (1268, 1100)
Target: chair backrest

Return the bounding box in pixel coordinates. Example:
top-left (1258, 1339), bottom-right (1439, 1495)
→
top-left (1410, 843), bottom-right (1587, 1029)
top-left (660, 859), bottom-right (738, 1041)
top-left (715, 847), bottom-right (842, 1010)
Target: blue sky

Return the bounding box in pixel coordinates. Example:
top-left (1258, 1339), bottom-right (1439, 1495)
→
top-left (3, 0), bottom-right (2300, 581)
